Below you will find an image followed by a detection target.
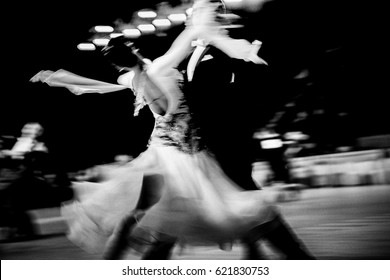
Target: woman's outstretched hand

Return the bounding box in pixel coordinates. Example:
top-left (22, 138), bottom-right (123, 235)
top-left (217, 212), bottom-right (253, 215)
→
top-left (30, 70), bottom-right (55, 83)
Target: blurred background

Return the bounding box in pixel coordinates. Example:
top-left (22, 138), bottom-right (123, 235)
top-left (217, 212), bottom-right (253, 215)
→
top-left (1, 0), bottom-right (389, 259)
top-left (0, 0), bottom-right (386, 170)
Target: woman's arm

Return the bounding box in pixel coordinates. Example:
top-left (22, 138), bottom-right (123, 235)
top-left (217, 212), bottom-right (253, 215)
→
top-left (144, 26), bottom-right (203, 115)
top-left (146, 27), bottom-right (201, 77)
top-left (140, 0), bottom-right (215, 115)
top-left (146, 0), bottom-right (218, 76)
top-left (144, 5), bottom-right (210, 114)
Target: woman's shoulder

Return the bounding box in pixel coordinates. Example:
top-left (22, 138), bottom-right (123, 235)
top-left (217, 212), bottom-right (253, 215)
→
top-left (117, 71), bottom-right (135, 89)
top-left (147, 67), bottom-right (184, 111)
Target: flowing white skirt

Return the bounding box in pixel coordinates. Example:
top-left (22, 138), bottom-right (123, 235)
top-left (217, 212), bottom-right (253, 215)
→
top-left (61, 145), bottom-right (278, 254)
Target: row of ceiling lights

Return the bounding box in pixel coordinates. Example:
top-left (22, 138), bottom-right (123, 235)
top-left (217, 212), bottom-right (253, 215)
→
top-left (77, 6), bottom-right (193, 51)
top-left (77, 0), bottom-right (245, 51)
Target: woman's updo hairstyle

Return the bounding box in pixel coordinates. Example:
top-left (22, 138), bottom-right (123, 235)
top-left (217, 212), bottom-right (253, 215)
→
top-left (102, 35), bottom-right (143, 69)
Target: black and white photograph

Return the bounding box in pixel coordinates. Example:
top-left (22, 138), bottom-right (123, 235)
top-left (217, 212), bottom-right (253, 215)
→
top-left (1, 0), bottom-right (389, 269)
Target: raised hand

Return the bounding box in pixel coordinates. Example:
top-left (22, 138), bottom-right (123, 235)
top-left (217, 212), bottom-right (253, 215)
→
top-left (188, 0), bottom-right (220, 34)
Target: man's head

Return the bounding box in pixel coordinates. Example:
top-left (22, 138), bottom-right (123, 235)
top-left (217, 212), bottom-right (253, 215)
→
top-left (21, 122), bottom-right (44, 139)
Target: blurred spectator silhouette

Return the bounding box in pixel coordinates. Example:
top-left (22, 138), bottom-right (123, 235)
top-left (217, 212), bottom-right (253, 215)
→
top-left (0, 122), bottom-right (73, 241)
top-left (254, 126), bottom-right (291, 185)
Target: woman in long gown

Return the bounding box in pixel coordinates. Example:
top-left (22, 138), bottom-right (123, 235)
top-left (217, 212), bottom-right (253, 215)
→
top-left (32, 0), bottom-right (313, 259)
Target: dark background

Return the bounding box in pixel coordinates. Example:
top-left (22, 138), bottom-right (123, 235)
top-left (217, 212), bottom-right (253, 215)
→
top-left (0, 0), bottom-right (386, 171)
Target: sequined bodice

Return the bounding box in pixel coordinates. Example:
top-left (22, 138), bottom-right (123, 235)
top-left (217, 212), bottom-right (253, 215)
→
top-left (149, 96), bottom-right (205, 154)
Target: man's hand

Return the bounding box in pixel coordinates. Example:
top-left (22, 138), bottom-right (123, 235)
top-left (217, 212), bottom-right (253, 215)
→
top-left (246, 40), bottom-right (268, 65)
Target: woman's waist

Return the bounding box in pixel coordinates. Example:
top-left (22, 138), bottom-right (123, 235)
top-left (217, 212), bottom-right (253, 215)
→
top-left (148, 134), bottom-right (205, 155)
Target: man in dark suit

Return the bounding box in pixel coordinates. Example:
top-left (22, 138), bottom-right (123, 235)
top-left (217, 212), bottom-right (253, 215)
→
top-left (183, 40), bottom-right (268, 191)
top-left (183, 39), bottom-right (270, 260)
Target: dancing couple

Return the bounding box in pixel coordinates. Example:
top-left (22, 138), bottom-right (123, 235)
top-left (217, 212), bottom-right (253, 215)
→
top-left (31, 0), bottom-right (314, 260)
